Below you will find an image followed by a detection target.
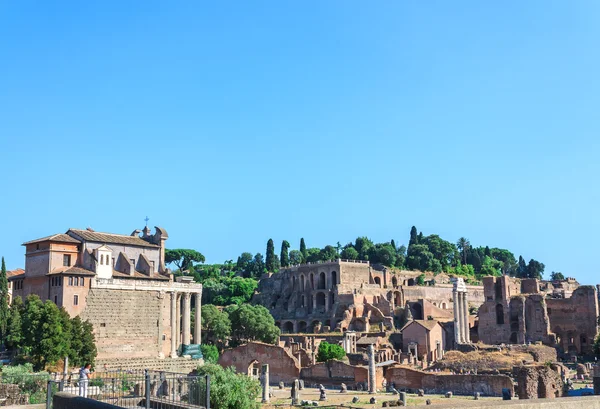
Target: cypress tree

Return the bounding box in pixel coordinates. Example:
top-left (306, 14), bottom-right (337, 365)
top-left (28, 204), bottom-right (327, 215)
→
top-left (280, 240), bottom-right (290, 268)
top-left (300, 238), bottom-right (307, 262)
top-left (6, 297), bottom-right (23, 351)
top-left (390, 239), bottom-right (396, 251)
top-left (409, 227), bottom-right (418, 247)
top-left (0, 258), bottom-right (8, 341)
top-left (266, 239), bottom-right (276, 272)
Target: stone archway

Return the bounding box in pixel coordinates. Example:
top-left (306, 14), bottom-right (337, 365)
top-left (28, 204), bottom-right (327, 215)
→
top-left (298, 321), bottom-right (308, 333)
top-left (282, 321), bottom-right (294, 333)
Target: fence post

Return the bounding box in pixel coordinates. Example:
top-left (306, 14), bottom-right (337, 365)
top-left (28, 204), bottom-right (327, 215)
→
top-left (46, 380), bottom-right (52, 409)
top-left (205, 374), bottom-right (210, 409)
top-left (145, 369), bottom-right (150, 409)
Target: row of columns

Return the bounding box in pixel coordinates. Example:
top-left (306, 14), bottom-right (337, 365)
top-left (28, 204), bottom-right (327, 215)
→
top-left (453, 277), bottom-right (470, 344)
top-left (170, 291), bottom-right (202, 358)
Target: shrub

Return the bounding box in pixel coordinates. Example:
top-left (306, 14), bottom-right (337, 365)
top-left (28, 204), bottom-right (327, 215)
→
top-left (195, 364), bottom-right (260, 409)
top-left (200, 344), bottom-right (219, 364)
top-left (316, 342), bottom-right (346, 362)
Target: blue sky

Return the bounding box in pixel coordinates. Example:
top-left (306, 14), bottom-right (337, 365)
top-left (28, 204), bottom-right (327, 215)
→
top-left (1, 1), bottom-right (599, 283)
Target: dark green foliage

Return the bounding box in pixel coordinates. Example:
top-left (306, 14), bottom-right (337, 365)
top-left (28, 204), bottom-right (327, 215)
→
top-left (316, 341), bottom-right (346, 362)
top-left (6, 296), bottom-right (23, 350)
top-left (395, 245), bottom-right (407, 268)
top-left (280, 240), bottom-right (290, 268)
top-left (416, 274), bottom-right (426, 286)
top-left (228, 304), bottom-right (280, 345)
top-left (305, 248), bottom-right (321, 263)
top-left (204, 277), bottom-right (258, 306)
top-left (517, 256), bottom-right (528, 278)
top-left (0, 258), bottom-right (9, 340)
top-left (409, 226), bottom-right (418, 247)
top-left (265, 239), bottom-right (279, 273)
top-left (200, 344), bottom-right (219, 364)
top-left (340, 246), bottom-right (359, 260)
top-left (201, 305), bottom-right (231, 348)
top-left (300, 238), bottom-right (307, 262)
top-left (390, 239), bottom-right (396, 251)
top-left (456, 237), bottom-right (470, 265)
top-left (289, 250), bottom-right (303, 265)
top-left (550, 271), bottom-right (565, 281)
top-left (354, 237), bottom-right (374, 260)
top-left (165, 249), bottom-right (206, 272)
top-left (406, 244), bottom-right (435, 271)
top-left (195, 364), bottom-right (261, 409)
top-left (526, 259), bottom-right (545, 279)
top-left (319, 245), bottom-right (338, 262)
top-left (235, 253), bottom-right (253, 275)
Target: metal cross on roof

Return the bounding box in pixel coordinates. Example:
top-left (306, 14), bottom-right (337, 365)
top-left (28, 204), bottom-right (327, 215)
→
top-left (144, 216), bottom-right (150, 227)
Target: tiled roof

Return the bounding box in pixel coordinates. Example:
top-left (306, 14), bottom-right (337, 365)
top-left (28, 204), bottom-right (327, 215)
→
top-left (401, 319), bottom-right (441, 332)
top-left (7, 269), bottom-right (25, 278)
top-left (47, 267), bottom-right (96, 276)
top-left (68, 229), bottom-right (159, 248)
top-left (22, 234), bottom-right (81, 245)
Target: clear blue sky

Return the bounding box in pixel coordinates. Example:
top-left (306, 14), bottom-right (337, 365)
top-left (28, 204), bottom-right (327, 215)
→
top-left (1, 1), bottom-right (599, 284)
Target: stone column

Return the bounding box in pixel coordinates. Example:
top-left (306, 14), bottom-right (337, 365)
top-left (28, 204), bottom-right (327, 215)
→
top-left (194, 292), bottom-right (202, 344)
top-left (176, 293), bottom-right (181, 348)
top-left (183, 292), bottom-right (191, 346)
top-left (453, 289), bottom-right (461, 344)
top-left (462, 292), bottom-right (470, 343)
top-left (368, 344), bottom-right (376, 394)
top-left (261, 364), bottom-right (270, 403)
top-left (170, 291), bottom-right (178, 358)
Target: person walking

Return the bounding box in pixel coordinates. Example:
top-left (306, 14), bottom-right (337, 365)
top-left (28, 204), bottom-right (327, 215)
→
top-left (79, 364), bottom-right (92, 398)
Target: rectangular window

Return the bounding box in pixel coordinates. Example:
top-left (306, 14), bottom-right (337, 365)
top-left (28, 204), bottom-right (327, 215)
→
top-left (63, 254), bottom-right (71, 266)
top-left (54, 295), bottom-right (57, 304)
top-left (69, 277), bottom-right (73, 286)
top-left (112, 257), bottom-right (115, 267)
top-left (74, 277), bottom-right (79, 286)
top-left (80, 278), bottom-right (85, 286)
top-left (73, 295), bottom-right (79, 306)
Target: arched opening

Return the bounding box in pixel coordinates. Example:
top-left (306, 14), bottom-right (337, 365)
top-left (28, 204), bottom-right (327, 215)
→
top-left (283, 322), bottom-right (294, 333)
top-left (248, 360), bottom-right (260, 379)
top-left (441, 302), bottom-right (447, 309)
top-left (308, 295), bottom-right (313, 313)
top-left (318, 272), bottom-right (326, 289)
top-left (374, 277), bottom-right (381, 287)
top-left (310, 273), bottom-right (315, 289)
top-left (311, 320), bottom-right (321, 332)
top-left (298, 321), bottom-right (307, 333)
top-left (496, 304), bottom-right (505, 325)
top-left (301, 295), bottom-right (305, 308)
top-left (580, 334), bottom-right (587, 347)
top-left (316, 292), bottom-right (326, 310)
top-left (329, 292), bottom-right (335, 308)
top-left (331, 271), bottom-right (337, 286)
top-left (412, 303), bottom-right (423, 320)
top-left (392, 276), bottom-right (398, 287)
top-left (510, 332), bottom-right (518, 343)
top-left (394, 291), bottom-right (402, 307)
top-left (433, 302), bottom-right (437, 307)
top-left (300, 275), bottom-right (305, 291)
top-left (407, 278), bottom-right (416, 286)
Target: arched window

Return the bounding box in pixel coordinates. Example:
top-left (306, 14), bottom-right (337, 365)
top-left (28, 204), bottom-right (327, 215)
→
top-left (300, 275), bottom-right (305, 291)
top-left (374, 277), bottom-right (381, 287)
top-left (496, 304), bottom-right (505, 325)
top-left (316, 292), bottom-right (326, 308)
top-left (310, 274), bottom-right (315, 289)
top-left (283, 322), bottom-right (294, 333)
top-left (331, 271), bottom-right (337, 287)
top-left (318, 272), bottom-right (326, 289)
top-left (301, 295), bottom-right (305, 308)
top-left (100, 255), bottom-right (104, 265)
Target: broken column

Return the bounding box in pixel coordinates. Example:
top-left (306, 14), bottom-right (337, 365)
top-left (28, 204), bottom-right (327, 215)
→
top-left (261, 364), bottom-right (269, 403)
top-left (291, 379), bottom-right (300, 405)
top-left (453, 277), bottom-right (470, 344)
top-left (368, 344), bottom-right (376, 394)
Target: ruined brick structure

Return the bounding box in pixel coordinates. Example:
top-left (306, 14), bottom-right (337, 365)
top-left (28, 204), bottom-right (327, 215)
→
top-left (513, 364), bottom-right (564, 399)
top-left (254, 260), bottom-right (484, 335)
top-left (478, 276), bottom-right (598, 355)
top-left (11, 226), bottom-right (203, 369)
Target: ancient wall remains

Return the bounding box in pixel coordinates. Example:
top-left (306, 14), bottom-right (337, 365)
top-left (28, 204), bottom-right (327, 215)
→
top-left (514, 364), bottom-right (564, 399)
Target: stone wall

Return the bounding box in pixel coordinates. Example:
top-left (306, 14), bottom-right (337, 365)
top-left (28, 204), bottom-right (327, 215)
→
top-left (299, 360), bottom-right (378, 388)
top-left (95, 357), bottom-right (200, 373)
top-left (81, 288), bottom-right (166, 359)
top-left (218, 342), bottom-right (300, 384)
top-left (417, 396), bottom-right (600, 409)
top-left (385, 366), bottom-right (513, 397)
top-left (514, 364), bottom-right (563, 399)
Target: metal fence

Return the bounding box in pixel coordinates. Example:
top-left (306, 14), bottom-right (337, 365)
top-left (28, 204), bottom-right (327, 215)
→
top-left (46, 370), bottom-right (209, 409)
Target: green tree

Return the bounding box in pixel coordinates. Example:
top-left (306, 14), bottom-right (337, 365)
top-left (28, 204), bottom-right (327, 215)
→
top-left (33, 301), bottom-right (69, 370)
top-left (516, 256), bottom-right (527, 278)
top-left (6, 296), bottom-right (23, 350)
top-left (21, 295), bottom-right (44, 359)
top-left (249, 253), bottom-right (266, 278)
top-left (406, 244), bottom-right (434, 271)
top-left (289, 250), bottom-right (303, 265)
top-left (300, 238), bottom-right (307, 262)
top-left (228, 304), bottom-right (280, 345)
top-left (69, 316), bottom-right (84, 367)
top-left (319, 245), bottom-right (338, 262)
top-left (165, 249), bottom-right (206, 272)
top-left (368, 243), bottom-right (397, 267)
top-left (305, 248), bottom-right (321, 263)
top-left (316, 341), bottom-right (346, 362)
top-left (490, 248), bottom-right (517, 276)
top-left (201, 305), bottom-right (231, 348)
top-left (0, 258), bottom-right (8, 341)
top-left (550, 271), bottom-right (565, 281)
top-left (395, 245), bottom-right (407, 268)
top-left (416, 274), bottom-right (426, 286)
top-left (235, 253), bottom-right (253, 276)
top-left (354, 237), bottom-right (374, 260)
top-left (480, 256), bottom-right (502, 276)
top-left (80, 320), bottom-right (97, 367)
top-left (200, 344), bottom-right (219, 364)
top-left (340, 246), bottom-right (359, 260)
top-left (280, 240), bottom-right (290, 268)
top-left (456, 237), bottom-right (470, 265)
top-left (390, 239), bottom-right (396, 251)
top-left (422, 235), bottom-right (459, 271)
top-left (409, 226), bottom-right (419, 247)
top-left (265, 239), bottom-right (278, 272)
top-left (527, 259), bottom-right (545, 279)
top-left (195, 364), bottom-right (261, 409)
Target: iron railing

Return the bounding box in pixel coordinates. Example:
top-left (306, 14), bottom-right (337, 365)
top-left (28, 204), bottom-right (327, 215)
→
top-left (46, 370), bottom-right (209, 409)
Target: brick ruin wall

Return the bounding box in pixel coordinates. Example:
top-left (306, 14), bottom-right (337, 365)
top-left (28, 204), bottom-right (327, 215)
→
top-left (81, 288), bottom-right (170, 360)
top-left (385, 366), bottom-right (513, 397)
top-left (299, 360), bottom-right (377, 388)
top-left (514, 365), bottom-right (564, 399)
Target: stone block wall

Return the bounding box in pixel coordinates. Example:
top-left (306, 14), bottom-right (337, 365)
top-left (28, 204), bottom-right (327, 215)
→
top-left (81, 288), bottom-right (166, 359)
top-left (514, 364), bottom-right (563, 399)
